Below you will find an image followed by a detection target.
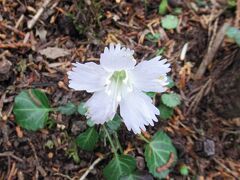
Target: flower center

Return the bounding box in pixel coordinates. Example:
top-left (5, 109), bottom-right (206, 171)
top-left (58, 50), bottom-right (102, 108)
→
top-left (105, 70), bottom-right (132, 104)
top-left (110, 70), bottom-right (127, 83)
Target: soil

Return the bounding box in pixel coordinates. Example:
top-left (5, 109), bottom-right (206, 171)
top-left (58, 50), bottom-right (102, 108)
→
top-left (0, 0), bottom-right (239, 179)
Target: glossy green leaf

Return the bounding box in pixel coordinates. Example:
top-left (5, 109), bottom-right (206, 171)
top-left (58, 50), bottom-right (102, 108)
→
top-left (107, 114), bottom-right (122, 131)
top-left (103, 155), bottom-right (136, 180)
top-left (158, 103), bottom-right (173, 120)
top-left (13, 89), bottom-right (51, 131)
top-left (161, 93), bottom-right (181, 107)
top-left (159, 0), bottom-right (168, 15)
top-left (57, 102), bottom-right (77, 115)
top-left (161, 15), bottom-right (179, 29)
top-left (78, 102), bottom-right (87, 115)
top-left (144, 131), bottom-right (177, 179)
top-left (76, 127), bottom-right (99, 151)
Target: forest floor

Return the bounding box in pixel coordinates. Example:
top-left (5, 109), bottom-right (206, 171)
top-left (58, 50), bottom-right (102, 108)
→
top-left (0, 0), bottom-right (240, 179)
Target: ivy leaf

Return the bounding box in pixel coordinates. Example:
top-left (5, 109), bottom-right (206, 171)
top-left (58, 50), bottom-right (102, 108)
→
top-left (103, 155), bottom-right (136, 180)
top-left (159, 0), bottom-right (168, 15)
top-left (13, 89), bottom-right (51, 131)
top-left (107, 114), bottom-right (122, 131)
top-left (120, 171), bottom-right (154, 180)
top-left (161, 93), bottom-right (181, 108)
top-left (144, 131), bottom-right (177, 179)
top-left (158, 104), bottom-right (173, 120)
top-left (161, 15), bottom-right (179, 30)
top-left (57, 102), bottom-right (77, 115)
top-left (78, 102), bottom-right (87, 115)
top-left (76, 127), bottom-right (99, 151)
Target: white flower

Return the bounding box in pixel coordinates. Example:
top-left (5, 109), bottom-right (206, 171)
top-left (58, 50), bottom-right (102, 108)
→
top-left (68, 44), bottom-right (170, 134)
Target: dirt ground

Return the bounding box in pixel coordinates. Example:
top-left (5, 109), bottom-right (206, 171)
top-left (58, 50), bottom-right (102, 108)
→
top-left (0, 0), bottom-right (240, 179)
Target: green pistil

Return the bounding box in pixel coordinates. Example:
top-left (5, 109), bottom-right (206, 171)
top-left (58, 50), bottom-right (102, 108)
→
top-left (110, 70), bottom-right (126, 82)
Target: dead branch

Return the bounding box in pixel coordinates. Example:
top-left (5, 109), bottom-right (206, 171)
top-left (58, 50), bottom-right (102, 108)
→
top-left (0, 152), bottom-right (24, 162)
top-left (195, 23), bottom-right (229, 79)
top-left (27, 0), bottom-right (52, 29)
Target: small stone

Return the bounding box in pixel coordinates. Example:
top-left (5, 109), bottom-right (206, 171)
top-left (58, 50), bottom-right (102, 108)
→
top-left (195, 139), bottom-right (215, 157)
top-left (203, 139), bottom-right (215, 156)
top-left (136, 156), bottom-right (145, 170)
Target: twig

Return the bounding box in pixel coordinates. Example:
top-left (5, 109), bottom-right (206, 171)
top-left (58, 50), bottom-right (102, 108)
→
top-left (79, 156), bottom-right (104, 180)
top-left (27, 0), bottom-right (52, 29)
top-left (0, 152), bottom-right (24, 162)
top-left (54, 173), bottom-right (73, 180)
top-left (235, 0), bottom-right (240, 27)
top-left (0, 42), bottom-right (31, 49)
top-left (195, 23), bottom-right (229, 79)
top-left (213, 158), bottom-right (239, 178)
top-left (28, 139), bottom-right (47, 177)
top-left (0, 22), bottom-right (25, 38)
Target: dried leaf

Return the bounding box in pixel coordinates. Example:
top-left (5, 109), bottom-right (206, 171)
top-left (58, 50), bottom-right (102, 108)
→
top-left (39, 47), bottom-right (70, 60)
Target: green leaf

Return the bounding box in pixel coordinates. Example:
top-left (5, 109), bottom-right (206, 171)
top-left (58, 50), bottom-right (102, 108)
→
top-left (228, 0), bottom-right (236, 7)
top-left (146, 33), bottom-right (161, 42)
top-left (13, 89), bottom-right (51, 131)
top-left (161, 93), bottom-right (181, 107)
top-left (159, 0), bottom-right (168, 15)
top-left (166, 76), bottom-right (175, 88)
top-left (87, 119), bottom-right (95, 127)
top-left (226, 27), bottom-right (239, 39)
top-left (76, 127), bottom-right (99, 151)
top-left (146, 92), bottom-right (156, 98)
top-left (103, 155), bottom-right (136, 180)
top-left (107, 114), bottom-right (122, 131)
top-left (235, 31), bottom-right (240, 46)
top-left (161, 15), bottom-right (179, 30)
top-left (57, 102), bottom-right (77, 115)
top-left (179, 165), bottom-right (189, 176)
top-left (158, 103), bottom-right (173, 120)
top-left (144, 131), bottom-right (177, 179)
top-left (78, 102), bottom-right (87, 115)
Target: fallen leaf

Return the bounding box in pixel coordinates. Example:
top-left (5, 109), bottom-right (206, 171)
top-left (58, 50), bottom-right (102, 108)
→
top-left (39, 47), bottom-right (70, 60)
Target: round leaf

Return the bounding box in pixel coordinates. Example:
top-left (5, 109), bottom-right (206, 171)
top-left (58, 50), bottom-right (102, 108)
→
top-left (103, 155), bottom-right (136, 180)
top-left (76, 127), bottom-right (99, 151)
top-left (78, 102), bottom-right (87, 115)
top-left (87, 119), bottom-right (95, 127)
top-left (226, 27), bottom-right (238, 39)
top-left (161, 15), bottom-right (179, 30)
top-left (57, 102), bottom-right (77, 115)
top-left (106, 114), bottom-right (122, 131)
top-left (13, 89), bottom-right (51, 131)
top-left (161, 93), bottom-right (181, 107)
top-left (144, 131), bottom-right (177, 179)
top-left (158, 104), bottom-right (173, 120)
top-left (166, 76), bottom-right (175, 88)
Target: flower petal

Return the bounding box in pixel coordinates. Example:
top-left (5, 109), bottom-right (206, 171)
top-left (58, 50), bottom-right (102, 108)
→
top-left (120, 90), bottom-right (159, 134)
top-left (67, 62), bottom-right (109, 92)
top-left (100, 44), bottom-right (136, 71)
top-left (129, 56), bottom-right (170, 92)
top-left (85, 90), bottom-right (118, 124)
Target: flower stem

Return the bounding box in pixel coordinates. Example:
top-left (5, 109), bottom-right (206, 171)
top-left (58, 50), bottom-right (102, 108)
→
top-left (139, 134), bottom-right (150, 144)
top-left (113, 132), bottom-right (123, 154)
top-left (103, 125), bottom-right (118, 156)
